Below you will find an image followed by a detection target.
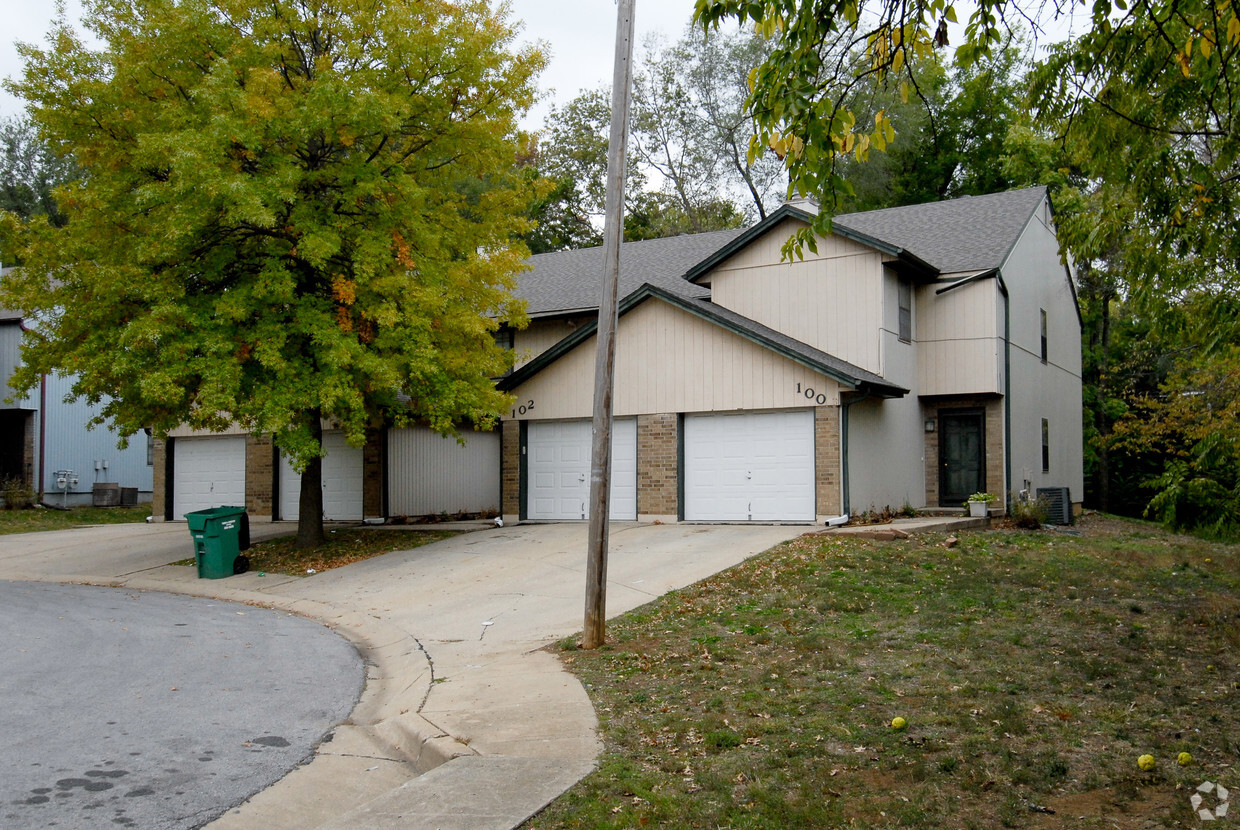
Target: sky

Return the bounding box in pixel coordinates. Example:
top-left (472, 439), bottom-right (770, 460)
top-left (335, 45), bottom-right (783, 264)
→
top-left (0, 0), bottom-right (704, 127)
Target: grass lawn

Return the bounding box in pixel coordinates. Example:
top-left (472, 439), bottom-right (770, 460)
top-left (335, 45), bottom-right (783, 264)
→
top-left (529, 516), bottom-right (1240, 829)
top-left (0, 505), bottom-right (152, 535)
top-left (173, 528), bottom-right (461, 576)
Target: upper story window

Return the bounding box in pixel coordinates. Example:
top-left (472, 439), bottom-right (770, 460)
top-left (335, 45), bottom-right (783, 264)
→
top-left (493, 325), bottom-right (514, 351)
top-left (1042, 418), bottom-right (1050, 472)
top-left (1040, 309), bottom-right (1048, 363)
top-left (898, 281), bottom-right (912, 342)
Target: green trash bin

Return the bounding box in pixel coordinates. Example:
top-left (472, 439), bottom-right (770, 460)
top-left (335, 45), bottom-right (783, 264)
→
top-left (186, 506), bottom-right (248, 579)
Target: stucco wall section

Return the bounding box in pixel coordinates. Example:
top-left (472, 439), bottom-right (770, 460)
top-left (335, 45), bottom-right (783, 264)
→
top-left (244, 434), bottom-right (274, 518)
top-left (501, 419), bottom-right (520, 518)
top-left (815, 405), bottom-right (843, 517)
top-left (637, 414), bottom-right (678, 517)
top-left (922, 397), bottom-right (1005, 508)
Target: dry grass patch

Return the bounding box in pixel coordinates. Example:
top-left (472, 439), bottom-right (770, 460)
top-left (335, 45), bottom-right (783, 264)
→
top-left (172, 528), bottom-right (459, 575)
top-left (244, 528), bottom-right (458, 575)
top-left (528, 515), bottom-right (1240, 829)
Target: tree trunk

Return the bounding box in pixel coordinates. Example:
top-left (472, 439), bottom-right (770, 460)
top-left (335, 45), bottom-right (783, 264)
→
top-left (294, 412), bottom-right (327, 549)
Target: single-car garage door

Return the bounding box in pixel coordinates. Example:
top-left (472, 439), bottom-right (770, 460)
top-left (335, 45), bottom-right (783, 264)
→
top-left (527, 419), bottom-right (636, 521)
top-left (172, 436), bottom-right (246, 520)
top-left (278, 431), bottom-right (364, 521)
top-left (684, 410), bottom-right (815, 522)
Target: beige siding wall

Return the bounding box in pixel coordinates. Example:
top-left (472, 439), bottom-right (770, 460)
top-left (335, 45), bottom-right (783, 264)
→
top-left (704, 217), bottom-right (887, 374)
top-left (507, 299), bottom-right (843, 419)
top-left (916, 279), bottom-right (1003, 396)
top-left (513, 317), bottom-right (585, 367)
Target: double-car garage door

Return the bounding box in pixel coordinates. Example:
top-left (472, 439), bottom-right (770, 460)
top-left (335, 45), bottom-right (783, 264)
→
top-left (525, 410), bottom-right (816, 522)
top-left (173, 433), bottom-right (365, 521)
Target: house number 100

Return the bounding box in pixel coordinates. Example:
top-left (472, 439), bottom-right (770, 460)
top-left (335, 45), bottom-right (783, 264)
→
top-left (512, 399), bottom-right (535, 417)
top-left (795, 383), bottom-right (829, 405)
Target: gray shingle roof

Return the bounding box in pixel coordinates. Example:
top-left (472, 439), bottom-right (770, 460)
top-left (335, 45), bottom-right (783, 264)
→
top-left (833, 186), bottom-right (1048, 273)
top-left (517, 229), bottom-right (744, 317)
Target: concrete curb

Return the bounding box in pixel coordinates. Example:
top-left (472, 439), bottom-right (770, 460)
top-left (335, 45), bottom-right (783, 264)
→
top-left (6, 519), bottom-right (957, 829)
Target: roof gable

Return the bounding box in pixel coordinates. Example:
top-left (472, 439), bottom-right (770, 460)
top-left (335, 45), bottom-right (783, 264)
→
top-left (499, 283), bottom-right (906, 398)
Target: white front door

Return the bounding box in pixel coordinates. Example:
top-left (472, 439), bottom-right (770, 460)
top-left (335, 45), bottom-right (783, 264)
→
top-left (172, 436), bottom-right (246, 520)
top-left (279, 431), bottom-right (364, 521)
top-left (684, 410), bottom-right (815, 521)
top-left (526, 419), bottom-right (637, 520)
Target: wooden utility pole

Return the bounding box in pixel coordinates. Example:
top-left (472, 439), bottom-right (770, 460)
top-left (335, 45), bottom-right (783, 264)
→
top-left (583, 0), bottom-right (637, 650)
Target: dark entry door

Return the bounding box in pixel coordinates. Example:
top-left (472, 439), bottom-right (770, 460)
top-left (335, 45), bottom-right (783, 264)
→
top-left (939, 410), bottom-right (985, 506)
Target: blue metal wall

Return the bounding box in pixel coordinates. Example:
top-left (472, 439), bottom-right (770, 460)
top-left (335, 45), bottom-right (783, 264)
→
top-left (40, 374), bottom-right (153, 504)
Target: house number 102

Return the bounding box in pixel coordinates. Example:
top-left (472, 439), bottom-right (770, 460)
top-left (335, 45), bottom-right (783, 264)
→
top-left (512, 399), bottom-right (535, 417)
top-left (795, 383), bottom-right (829, 405)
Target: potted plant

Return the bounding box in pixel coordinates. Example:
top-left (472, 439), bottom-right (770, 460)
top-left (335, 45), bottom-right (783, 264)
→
top-left (965, 492), bottom-right (997, 518)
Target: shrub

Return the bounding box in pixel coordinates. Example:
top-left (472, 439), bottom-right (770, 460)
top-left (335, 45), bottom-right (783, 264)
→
top-left (1, 477), bottom-right (35, 510)
top-left (1009, 493), bottom-right (1049, 528)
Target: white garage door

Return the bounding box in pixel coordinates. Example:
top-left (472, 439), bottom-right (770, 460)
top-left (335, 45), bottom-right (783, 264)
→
top-left (173, 436), bottom-right (246, 520)
top-left (527, 419), bottom-right (636, 521)
top-left (684, 410), bottom-right (815, 521)
top-left (387, 427), bottom-right (500, 517)
top-left (279, 431), bottom-right (364, 521)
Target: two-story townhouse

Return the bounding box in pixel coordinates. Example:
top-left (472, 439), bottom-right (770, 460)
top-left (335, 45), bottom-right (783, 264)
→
top-left (149, 186), bottom-right (1084, 524)
top-left (496, 186), bottom-right (1084, 523)
top-left (1, 266), bottom-right (154, 506)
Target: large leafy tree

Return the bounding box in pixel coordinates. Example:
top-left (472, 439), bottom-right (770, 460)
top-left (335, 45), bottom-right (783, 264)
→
top-left (0, 0), bottom-right (543, 547)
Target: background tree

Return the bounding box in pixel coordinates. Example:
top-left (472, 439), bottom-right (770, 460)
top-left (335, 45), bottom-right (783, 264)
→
top-left (0, 115), bottom-right (78, 233)
top-left (531, 25), bottom-right (782, 245)
top-left (695, 0), bottom-right (1240, 534)
top-left (0, 0), bottom-right (543, 547)
top-left (833, 37), bottom-right (1025, 212)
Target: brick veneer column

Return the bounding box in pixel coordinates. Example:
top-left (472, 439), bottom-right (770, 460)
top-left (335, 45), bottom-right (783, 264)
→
top-left (245, 434), bottom-right (274, 518)
top-left (815, 405), bottom-right (842, 517)
top-left (363, 427), bottom-right (384, 518)
top-left (501, 419), bottom-right (520, 518)
top-left (637, 413), bottom-right (678, 518)
top-left (151, 438), bottom-right (167, 519)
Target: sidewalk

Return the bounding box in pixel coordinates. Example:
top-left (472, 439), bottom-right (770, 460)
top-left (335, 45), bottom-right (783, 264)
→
top-left (0, 520), bottom-right (806, 829)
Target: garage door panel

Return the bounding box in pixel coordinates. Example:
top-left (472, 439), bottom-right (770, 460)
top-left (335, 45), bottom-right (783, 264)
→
top-left (279, 431), bottom-right (364, 522)
top-left (172, 437), bottom-right (246, 520)
top-left (684, 410), bottom-right (815, 522)
top-left (527, 419), bottom-right (636, 521)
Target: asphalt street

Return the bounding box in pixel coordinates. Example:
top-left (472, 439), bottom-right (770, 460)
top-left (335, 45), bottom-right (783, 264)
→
top-left (0, 580), bottom-right (364, 830)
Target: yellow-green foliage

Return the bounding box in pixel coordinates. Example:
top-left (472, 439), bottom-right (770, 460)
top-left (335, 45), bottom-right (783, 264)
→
top-left (0, 0), bottom-right (544, 471)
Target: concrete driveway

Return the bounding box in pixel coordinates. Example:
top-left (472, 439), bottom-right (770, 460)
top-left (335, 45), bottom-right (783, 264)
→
top-left (0, 520), bottom-right (807, 829)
